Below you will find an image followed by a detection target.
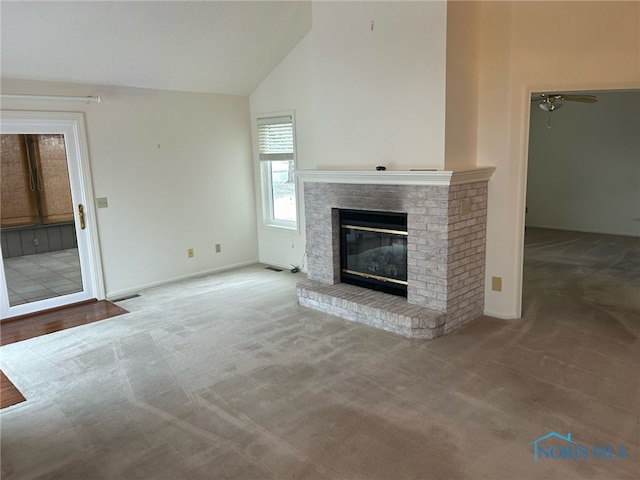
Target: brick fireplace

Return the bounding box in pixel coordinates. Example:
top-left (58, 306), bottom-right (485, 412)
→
top-left (296, 168), bottom-right (495, 339)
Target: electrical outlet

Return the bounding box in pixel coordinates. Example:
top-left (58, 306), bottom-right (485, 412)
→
top-left (461, 198), bottom-right (472, 215)
top-left (187, 248), bottom-right (194, 258)
top-left (491, 276), bottom-right (502, 292)
top-left (215, 243), bottom-right (221, 253)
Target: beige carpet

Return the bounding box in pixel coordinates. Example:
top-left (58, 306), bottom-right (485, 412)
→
top-left (0, 228), bottom-right (638, 479)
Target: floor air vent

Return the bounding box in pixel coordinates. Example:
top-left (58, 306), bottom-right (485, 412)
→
top-left (264, 266), bottom-right (283, 272)
top-left (112, 294), bottom-right (141, 302)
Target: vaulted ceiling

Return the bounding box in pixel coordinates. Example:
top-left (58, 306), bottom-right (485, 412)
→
top-left (0, 1), bottom-right (312, 96)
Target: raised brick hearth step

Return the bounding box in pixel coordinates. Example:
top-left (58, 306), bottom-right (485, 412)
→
top-left (297, 280), bottom-right (446, 339)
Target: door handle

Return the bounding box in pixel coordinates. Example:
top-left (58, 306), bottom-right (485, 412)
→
top-left (78, 204), bottom-right (86, 230)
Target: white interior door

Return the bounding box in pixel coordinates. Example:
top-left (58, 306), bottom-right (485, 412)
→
top-left (0, 111), bottom-right (104, 319)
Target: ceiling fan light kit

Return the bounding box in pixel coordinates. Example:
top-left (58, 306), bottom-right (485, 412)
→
top-left (538, 101), bottom-right (563, 112)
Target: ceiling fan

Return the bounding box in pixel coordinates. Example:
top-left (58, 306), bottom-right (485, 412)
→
top-left (531, 93), bottom-right (598, 129)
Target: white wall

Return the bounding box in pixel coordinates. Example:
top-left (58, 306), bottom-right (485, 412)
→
top-left (249, 34), bottom-right (312, 270)
top-left (526, 90), bottom-right (640, 237)
top-left (1, 79), bottom-right (258, 297)
top-left (249, 1), bottom-right (448, 270)
top-left (476, 1), bottom-right (640, 318)
top-left (444, 0), bottom-right (480, 170)
top-left (310, 1), bottom-right (447, 170)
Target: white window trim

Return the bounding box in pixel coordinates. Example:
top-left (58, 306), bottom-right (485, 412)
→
top-left (256, 110), bottom-right (299, 231)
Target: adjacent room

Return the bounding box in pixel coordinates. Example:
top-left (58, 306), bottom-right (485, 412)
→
top-left (523, 89), bottom-right (640, 317)
top-left (1, 1), bottom-right (638, 479)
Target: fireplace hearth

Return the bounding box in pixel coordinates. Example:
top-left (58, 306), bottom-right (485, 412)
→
top-left (339, 209), bottom-right (408, 297)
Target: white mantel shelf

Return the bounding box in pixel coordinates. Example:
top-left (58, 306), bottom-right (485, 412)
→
top-left (296, 166), bottom-right (496, 186)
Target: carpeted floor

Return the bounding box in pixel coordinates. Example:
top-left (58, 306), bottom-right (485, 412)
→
top-left (0, 228), bottom-right (638, 479)
top-left (1, 300), bottom-right (128, 409)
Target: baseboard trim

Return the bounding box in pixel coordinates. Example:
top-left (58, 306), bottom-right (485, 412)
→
top-left (483, 310), bottom-right (521, 320)
top-left (525, 224), bottom-right (640, 238)
top-left (106, 259), bottom-right (259, 301)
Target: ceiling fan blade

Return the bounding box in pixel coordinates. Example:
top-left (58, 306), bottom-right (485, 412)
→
top-left (559, 95), bottom-right (598, 103)
top-left (531, 93), bottom-right (564, 102)
top-left (531, 93), bottom-right (598, 103)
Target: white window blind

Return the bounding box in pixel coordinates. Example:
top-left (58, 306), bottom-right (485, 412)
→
top-left (257, 115), bottom-right (293, 161)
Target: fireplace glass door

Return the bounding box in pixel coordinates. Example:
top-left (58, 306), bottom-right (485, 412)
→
top-left (339, 209), bottom-right (408, 297)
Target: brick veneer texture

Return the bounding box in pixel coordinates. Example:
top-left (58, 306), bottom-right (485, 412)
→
top-left (298, 181), bottom-right (489, 339)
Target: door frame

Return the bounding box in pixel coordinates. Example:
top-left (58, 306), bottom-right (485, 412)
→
top-left (0, 111), bottom-right (105, 319)
top-left (517, 84), bottom-right (640, 317)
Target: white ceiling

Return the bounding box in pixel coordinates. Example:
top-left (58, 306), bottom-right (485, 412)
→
top-left (0, 1), bottom-right (312, 96)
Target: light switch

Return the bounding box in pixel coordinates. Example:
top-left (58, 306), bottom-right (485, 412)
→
top-left (96, 197), bottom-right (108, 208)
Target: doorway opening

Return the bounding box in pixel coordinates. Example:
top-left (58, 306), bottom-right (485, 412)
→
top-left (522, 89), bottom-right (640, 316)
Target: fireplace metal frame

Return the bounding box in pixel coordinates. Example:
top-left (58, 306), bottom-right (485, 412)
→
top-left (339, 209), bottom-right (408, 297)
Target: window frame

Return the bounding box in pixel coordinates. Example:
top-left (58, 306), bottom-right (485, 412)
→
top-left (256, 111), bottom-right (298, 231)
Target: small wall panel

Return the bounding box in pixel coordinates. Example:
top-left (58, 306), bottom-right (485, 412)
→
top-left (19, 230), bottom-right (37, 256)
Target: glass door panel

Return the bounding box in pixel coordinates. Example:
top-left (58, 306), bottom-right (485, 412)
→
top-left (1, 134), bottom-right (83, 308)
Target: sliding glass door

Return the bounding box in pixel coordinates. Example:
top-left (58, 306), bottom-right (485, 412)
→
top-left (0, 112), bottom-right (104, 319)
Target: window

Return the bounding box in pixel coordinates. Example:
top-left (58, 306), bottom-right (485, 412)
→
top-left (257, 114), bottom-right (297, 229)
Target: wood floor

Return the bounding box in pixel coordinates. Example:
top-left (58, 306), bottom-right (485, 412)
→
top-left (1, 300), bottom-right (128, 409)
top-left (1, 370), bottom-right (26, 409)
